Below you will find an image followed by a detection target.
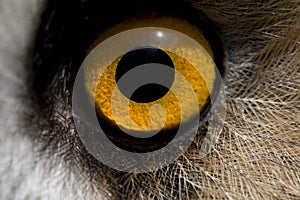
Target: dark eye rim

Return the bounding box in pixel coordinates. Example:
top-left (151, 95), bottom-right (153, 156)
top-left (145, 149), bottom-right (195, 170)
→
top-left (30, 0), bottom-right (227, 167)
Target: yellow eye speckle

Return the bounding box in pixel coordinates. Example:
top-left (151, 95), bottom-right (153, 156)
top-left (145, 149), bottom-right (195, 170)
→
top-left (81, 15), bottom-right (218, 149)
top-left (91, 47), bottom-right (215, 136)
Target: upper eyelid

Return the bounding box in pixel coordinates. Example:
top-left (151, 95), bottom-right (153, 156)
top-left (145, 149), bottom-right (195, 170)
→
top-left (33, 0), bottom-right (226, 91)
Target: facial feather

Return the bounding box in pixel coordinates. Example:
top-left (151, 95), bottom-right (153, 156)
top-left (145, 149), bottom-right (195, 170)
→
top-left (0, 0), bottom-right (299, 199)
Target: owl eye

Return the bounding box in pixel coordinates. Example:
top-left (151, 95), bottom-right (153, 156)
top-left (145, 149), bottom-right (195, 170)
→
top-left (72, 13), bottom-right (226, 172)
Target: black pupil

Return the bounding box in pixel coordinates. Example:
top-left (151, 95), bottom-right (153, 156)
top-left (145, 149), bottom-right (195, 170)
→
top-left (115, 47), bottom-right (175, 103)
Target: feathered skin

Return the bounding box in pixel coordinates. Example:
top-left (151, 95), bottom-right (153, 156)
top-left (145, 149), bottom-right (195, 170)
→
top-left (0, 0), bottom-right (299, 199)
